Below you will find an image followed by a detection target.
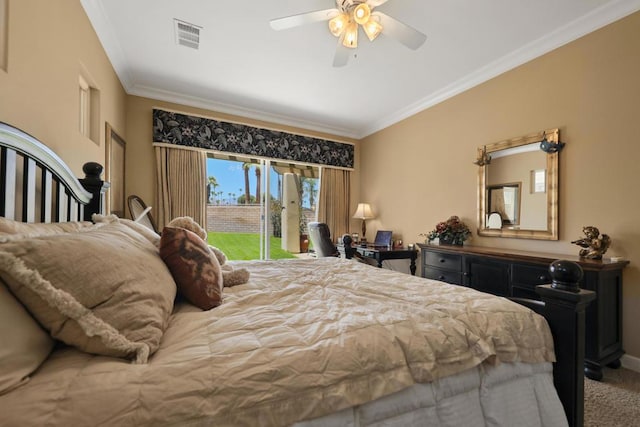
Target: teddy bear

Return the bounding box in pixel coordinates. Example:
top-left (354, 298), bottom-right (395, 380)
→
top-left (166, 216), bottom-right (250, 287)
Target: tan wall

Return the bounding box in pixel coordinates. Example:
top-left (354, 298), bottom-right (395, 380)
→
top-left (125, 95), bottom-right (360, 222)
top-left (0, 0), bottom-right (126, 175)
top-left (360, 11), bottom-right (640, 358)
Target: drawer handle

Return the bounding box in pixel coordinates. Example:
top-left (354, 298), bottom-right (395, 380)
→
top-left (439, 259), bottom-right (446, 263)
top-left (538, 275), bottom-right (548, 281)
top-left (438, 275), bottom-right (445, 280)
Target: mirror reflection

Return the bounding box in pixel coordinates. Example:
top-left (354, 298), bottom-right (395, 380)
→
top-left (477, 129), bottom-right (559, 240)
top-left (487, 182), bottom-right (522, 227)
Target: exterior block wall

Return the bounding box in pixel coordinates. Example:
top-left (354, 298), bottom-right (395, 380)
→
top-left (206, 205), bottom-right (315, 235)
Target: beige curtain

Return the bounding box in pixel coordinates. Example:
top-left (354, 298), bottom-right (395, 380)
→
top-left (317, 168), bottom-right (351, 240)
top-left (154, 145), bottom-right (207, 230)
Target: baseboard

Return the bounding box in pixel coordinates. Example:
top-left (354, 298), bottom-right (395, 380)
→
top-left (621, 354), bottom-right (640, 372)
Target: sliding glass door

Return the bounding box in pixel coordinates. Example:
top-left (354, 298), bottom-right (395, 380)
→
top-left (206, 154), bottom-right (319, 260)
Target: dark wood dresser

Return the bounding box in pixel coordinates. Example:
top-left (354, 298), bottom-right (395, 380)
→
top-left (417, 242), bottom-right (629, 381)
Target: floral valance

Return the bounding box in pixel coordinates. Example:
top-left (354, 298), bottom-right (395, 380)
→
top-left (152, 109), bottom-right (354, 169)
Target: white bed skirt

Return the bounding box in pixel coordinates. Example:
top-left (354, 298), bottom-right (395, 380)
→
top-left (296, 362), bottom-right (567, 427)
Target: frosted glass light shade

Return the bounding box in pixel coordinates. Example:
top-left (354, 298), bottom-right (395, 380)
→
top-left (353, 3), bottom-right (371, 25)
top-left (329, 13), bottom-right (349, 37)
top-left (363, 18), bottom-right (382, 41)
top-left (342, 22), bottom-right (358, 48)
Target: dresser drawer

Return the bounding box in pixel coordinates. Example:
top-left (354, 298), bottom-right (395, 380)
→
top-left (423, 268), bottom-right (463, 285)
top-left (423, 251), bottom-right (462, 271)
top-left (511, 264), bottom-right (551, 290)
top-left (511, 285), bottom-right (540, 300)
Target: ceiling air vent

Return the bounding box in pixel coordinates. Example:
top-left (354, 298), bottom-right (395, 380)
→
top-left (174, 19), bottom-right (201, 50)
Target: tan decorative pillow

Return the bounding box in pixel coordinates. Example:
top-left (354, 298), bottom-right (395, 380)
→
top-left (159, 226), bottom-right (223, 310)
top-left (0, 222), bottom-right (176, 363)
top-left (0, 282), bottom-right (54, 394)
top-left (0, 217), bottom-right (93, 236)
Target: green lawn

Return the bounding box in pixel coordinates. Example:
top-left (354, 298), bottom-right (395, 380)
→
top-left (207, 232), bottom-right (297, 260)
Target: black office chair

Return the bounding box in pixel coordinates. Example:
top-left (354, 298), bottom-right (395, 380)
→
top-left (127, 195), bottom-right (159, 234)
top-left (307, 222), bottom-right (339, 257)
top-left (340, 234), bottom-right (361, 260)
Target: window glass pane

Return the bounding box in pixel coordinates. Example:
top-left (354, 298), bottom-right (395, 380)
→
top-left (206, 154), bottom-right (318, 260)
top-left (531, 169), bottom-right (546, 193)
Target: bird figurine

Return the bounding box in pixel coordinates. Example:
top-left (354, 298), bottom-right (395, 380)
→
top-left (539, 134), bottom-right (565, 153)
top-left (474, 146), bottom-right (491, 166)
top-left (571, 226), bottom-right (611, 260)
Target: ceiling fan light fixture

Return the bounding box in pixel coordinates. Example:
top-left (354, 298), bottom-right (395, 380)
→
top-left (269, 0), bottom-right (429, 67)
top-left (342, 21), bottom-right (358, 48)
top-left (362, 18), bottom-right (382, 41)
top-left (353, 3), bottom-right (371, 25)
top-left (328, 13), bottom-right (349, 37)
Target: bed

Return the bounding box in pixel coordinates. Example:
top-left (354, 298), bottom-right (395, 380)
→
top-left (0, 122), bottom-right (593, 426)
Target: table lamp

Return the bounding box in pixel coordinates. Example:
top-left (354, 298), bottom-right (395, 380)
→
top-left (352, 203), bottom-right (375, 241)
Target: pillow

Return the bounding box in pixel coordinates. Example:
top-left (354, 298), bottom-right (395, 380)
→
top-left (0, 282), bottom-right (54, 394)
top-left (92, 213), bottom-right (161, 246)
top-left (0, 222), bottom-right (176, 363)
top-left (160, 226), bottom-right (223, 310)
top-left (0, 217), bottom-right (93, 236)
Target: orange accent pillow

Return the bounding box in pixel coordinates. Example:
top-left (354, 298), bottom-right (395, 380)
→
top-left (159, 227), bottom-right (223, 310)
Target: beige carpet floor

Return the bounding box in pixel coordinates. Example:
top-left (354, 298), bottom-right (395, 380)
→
top-left (584, 367), bottom-right (640, 426)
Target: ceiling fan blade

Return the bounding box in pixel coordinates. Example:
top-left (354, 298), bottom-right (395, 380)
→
top-left (367, 0), bottom-right (389, 7)
top-left (374, 11), bottom-right (427, 50)
top-left (270, 8), bottom-right (339, 31)
top-left (332, 39), bottom-right (351, 67)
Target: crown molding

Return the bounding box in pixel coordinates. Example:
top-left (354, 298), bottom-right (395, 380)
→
top-left (81, 0), bottom-right (135, 90)
top-left (360, 0), bottom-right (640, 138)
top-left (128, 84), bottom-right (360, 140)
top-left (81, 0), bottom-right (358, 139)
top-left (82, 0), bottom-right (640, 141)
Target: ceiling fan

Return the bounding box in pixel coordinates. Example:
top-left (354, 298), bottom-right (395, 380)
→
top-left (269, 0), bottom-right (427, 67)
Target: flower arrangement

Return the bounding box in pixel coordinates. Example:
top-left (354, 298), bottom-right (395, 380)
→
top-left (421, 216), bottom-right (471, 245)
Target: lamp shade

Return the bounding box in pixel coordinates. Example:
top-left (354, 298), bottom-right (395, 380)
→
top-left (352, 203), bottom-right (374, 220)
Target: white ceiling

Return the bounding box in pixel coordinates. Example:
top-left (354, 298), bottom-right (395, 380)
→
top-left (81, 0), bottom-right (640, 139)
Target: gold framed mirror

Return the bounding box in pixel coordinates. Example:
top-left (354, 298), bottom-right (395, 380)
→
top-left (477, 129), bottom-right (559, 240)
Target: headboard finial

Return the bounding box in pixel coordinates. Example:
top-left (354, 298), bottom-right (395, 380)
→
top-left (79, 162), bottom-right (110, 221)
top-left (82, 162), bottom-right (103, 179)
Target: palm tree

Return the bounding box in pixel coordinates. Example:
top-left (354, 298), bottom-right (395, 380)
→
top-left (242, 163), bottom-right (252, 205)
top-left (207, 176), bottom-right (218, 204)
top-left (303, 178), bottom-right (317, 210)
top-left (255, 164), bottom-right (262, 203)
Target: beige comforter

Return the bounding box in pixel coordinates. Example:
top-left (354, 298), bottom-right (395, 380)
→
top-left (0, 258), bottom-right (554, 426)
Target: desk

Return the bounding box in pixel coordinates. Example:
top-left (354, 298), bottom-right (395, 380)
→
top-left (339, 245), bottom-right (418, 275)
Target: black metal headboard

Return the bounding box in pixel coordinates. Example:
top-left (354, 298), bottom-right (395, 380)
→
top-left (0, 122), bottom-right (107, 222)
